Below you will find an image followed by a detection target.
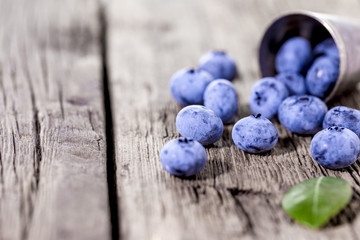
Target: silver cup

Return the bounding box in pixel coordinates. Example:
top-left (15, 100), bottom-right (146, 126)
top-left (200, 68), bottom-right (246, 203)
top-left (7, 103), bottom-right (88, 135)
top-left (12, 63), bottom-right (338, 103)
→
top-left (259, 11), bottom-right (360, 102)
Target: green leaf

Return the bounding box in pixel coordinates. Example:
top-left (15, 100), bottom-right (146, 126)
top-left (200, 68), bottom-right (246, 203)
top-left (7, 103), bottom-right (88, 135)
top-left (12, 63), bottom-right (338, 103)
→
top-left (282, 176), bottom-right (352, 229)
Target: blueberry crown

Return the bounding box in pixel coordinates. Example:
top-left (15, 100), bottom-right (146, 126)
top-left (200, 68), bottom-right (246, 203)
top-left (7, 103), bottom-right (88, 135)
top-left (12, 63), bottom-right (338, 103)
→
top-left (253, 113), bottom-right (262, 119)
top-left (328, 126), bottom-right (345, 132)
top-left (178, 138), bottom-right (193, 143)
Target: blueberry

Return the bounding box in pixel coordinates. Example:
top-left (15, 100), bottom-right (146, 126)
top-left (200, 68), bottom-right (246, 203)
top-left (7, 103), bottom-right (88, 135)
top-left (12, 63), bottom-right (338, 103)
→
top-left (160, 138), bottom-right (207, 176)
top-left (310, 127), bottom-right (360, 169)
top-left (249, 77), bottom-right (289, 119)
top-left (305, 56), bottom-right (339, 99)
top-left (313, 38), bottom-right (339, 59)
top-left (232, 114), bottom-right (278, 153)
top-left (169, 68), bottom-right (213, 106)
top-left (275, 37), bottom-right (312, 73)
top-left (278, 95), bottom-right (328, 134)
top-left (275, 72), bottom-right (307, 95)
top-left (199, 51), bottom-right (238, 81)
top-left (323, 106), bottom-right (360, 138)
top-left (203, 79), bottom-right (238, 124)
top-left (176, 105), bottom-right (223, 145)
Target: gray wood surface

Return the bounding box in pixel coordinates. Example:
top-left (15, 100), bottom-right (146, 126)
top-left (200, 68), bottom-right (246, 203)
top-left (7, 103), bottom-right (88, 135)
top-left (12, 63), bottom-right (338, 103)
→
top-left (0, 0), bottom-right (110, 239)
top-left (2, 0), bottom-right (360, 239)
top-left (108, 0), bottom-right (360, 239)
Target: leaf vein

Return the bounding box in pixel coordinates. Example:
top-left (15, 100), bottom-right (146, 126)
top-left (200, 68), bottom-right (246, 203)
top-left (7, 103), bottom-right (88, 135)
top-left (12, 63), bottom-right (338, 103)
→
top-left (312, 176), bottom-right (324, 222)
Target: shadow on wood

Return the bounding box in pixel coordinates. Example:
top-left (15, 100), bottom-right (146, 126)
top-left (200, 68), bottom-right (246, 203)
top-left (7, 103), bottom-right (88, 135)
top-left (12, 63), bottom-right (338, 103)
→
top-left (325, 194), bottom-right (360, 228)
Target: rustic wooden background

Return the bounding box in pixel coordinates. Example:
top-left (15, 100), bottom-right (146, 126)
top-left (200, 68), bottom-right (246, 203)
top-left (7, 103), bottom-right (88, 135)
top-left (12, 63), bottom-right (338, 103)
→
top-left (0, 0), bottom-right (360, 239)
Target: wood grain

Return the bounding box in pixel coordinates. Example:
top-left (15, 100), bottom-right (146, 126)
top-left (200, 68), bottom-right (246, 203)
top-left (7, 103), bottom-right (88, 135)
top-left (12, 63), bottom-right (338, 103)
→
top-left (0, 0), bottom-right (110, 239)
top-left (108, 0), bottom-right (360, 239)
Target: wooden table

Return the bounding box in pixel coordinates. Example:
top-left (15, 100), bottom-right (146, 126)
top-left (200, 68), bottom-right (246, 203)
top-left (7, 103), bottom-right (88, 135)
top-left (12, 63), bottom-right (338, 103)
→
top-left (1, 0), bottom-right (360, 239)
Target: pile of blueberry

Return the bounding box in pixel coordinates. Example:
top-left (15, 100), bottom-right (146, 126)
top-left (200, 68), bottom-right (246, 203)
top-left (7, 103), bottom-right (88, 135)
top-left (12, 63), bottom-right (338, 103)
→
top-left (251, 36), bottom-right (360, 169)
top-left (160, 36), bottom-right (360, 177)
top-left (161, 51), bottom-right (238, 177)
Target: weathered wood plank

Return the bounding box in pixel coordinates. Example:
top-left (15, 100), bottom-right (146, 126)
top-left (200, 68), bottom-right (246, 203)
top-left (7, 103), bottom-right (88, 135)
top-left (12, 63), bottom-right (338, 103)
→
top-left (0, 0), bottom-right (111, 239)
top-left (108, 0), bottom-right (360, 239)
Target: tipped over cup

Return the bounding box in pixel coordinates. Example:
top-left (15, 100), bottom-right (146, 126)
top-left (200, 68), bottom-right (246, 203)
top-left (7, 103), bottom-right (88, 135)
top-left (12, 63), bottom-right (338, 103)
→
top-left (259, 11), bottom-right (360, 102)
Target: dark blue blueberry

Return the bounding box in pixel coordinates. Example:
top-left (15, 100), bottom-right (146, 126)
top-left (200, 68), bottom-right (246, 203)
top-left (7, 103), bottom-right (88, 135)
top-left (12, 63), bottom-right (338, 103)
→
top-left (278, 95), bottom-right (328, 135)
top-left (160, 138), bottom-right (207, 176)
top-left (323, 106), bottom-right (360, 138)
top-left (232, 114), bottom-right (278, 153)
top-left (313, 38), bottom-right (339, 59)
top-left (275, 37), bottom-right (312, 73)
top-left (199, 51), bottom-right (238, 81)
top-left (275, 72), bottom-right (307, 95)
top-left (169, 68), bottom-right (213, 106)
top-left (310, 127), bottom-right (360, 169)
top-left (176, 105), bottom-right (223, 145)
top-left (204, 79), bottom-right (238, 124)
top-left (249, 77), bottom-right (289, 119)
top-left (305, 56), bottom-right (339, 99)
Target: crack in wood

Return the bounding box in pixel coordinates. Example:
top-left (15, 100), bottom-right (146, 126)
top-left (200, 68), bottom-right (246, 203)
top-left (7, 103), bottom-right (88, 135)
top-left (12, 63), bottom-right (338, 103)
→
top-left (58, 82), bottom-right (65, 120)
top-left (346, 166), bottom-right (360, 196)
top-left (21, 43), bottom-right (42, 240)
top-left (33, 111), bottom-right (41, 188)
top-left (96, 138), bottom-right (102, 151)
top-left (11, 132), bottom-right (18, 181)
top-left (88, 109), bottom-right (103, 151)
top-left (99, 2), bottom-right (120, 240)
top-left (191, 186), bottom-right (200, 204)
top-left (24, 57), bottom-right (42, 190)
top-left (227, 187), bottom-right (272, 197)
top-left (12, 103), bottom-right (20, 140)
top-left (88, 109), bottom-right (95, 132)
top-left (214, 187), bottom-right (224, 205)
top-left (228, 188), bottom-right (255, 236)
